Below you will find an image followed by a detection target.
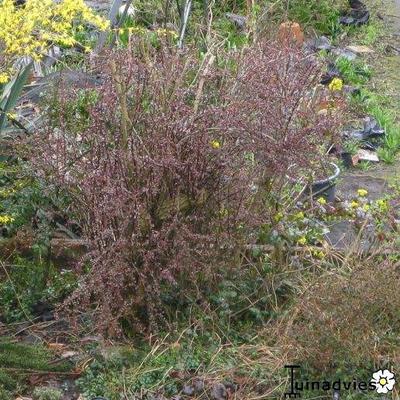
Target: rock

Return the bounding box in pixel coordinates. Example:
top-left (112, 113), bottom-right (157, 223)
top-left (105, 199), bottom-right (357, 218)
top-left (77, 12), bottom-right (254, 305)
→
top-left (304, 36), bottom-right (332, 53)
top-left (355, 149), bottom-right (379, 162)
top-left (337, 174), bottom-right (389, 202)
top-left (85, 0), bottom-right (112, 12)
top-left (339, 9), bottom-right (370, 26)
top-left (50, 238), bottom-right (88, 267)
top-left (193, 379), bottom-right (205, 393)
top-left (278, 22), bottom-right (304, 46)
top-left (332, 48), bottom-right (357, 60)
top-left (313, 36), bottom-right (332, 51)
top-left (21, 71), bottom-right (102, 105)
top-left (223, 382), bottom-right (238, 392)
top-left (320, 63), bottom-right (341, 85)
top-left (60, 350), bottom-right (80, 359)
top-left (211, 383), bottom-right (227, 400)
top-left (182, 385), bottom-right (194, 396)
top-left (225, 13), bottom-right (247, 29)
top-left (21, 334), bottom-right (43, 345)
top-left (325, 220), bottom-right (375, 252)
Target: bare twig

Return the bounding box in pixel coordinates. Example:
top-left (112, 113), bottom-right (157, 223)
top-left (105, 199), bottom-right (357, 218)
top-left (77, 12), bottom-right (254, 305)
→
top-left (193, 54), bottom-right (215, 113)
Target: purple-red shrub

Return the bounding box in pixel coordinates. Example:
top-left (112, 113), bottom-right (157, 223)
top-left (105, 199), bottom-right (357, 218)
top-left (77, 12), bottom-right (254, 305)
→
top-left (222, 39), bottom-right (341, 180)
top-left (31, 40), bottom-right (343, 335)
top-left (32, 46), bottom-right (253, 335)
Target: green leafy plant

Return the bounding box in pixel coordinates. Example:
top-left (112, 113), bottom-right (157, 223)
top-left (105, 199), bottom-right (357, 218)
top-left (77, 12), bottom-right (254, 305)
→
top-left (273, 0), bottom-right (344, 36)
top-left (32, 387), bottom-right (63, 400)
top-left (336, 57), bottom-right (371, 86)
top-left (0, 258), bottom-right (76, 323)
top-left (0, 63), bottom-right (32, 135)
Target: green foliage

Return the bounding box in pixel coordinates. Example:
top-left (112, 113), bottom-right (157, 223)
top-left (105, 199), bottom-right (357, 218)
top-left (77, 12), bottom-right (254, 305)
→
top-left (77, 330), bottom-right (267, 400)
top-left (0, 159), bottom-right (73, 257)
top-left (48, 88), bottom-right (100, 134)
top-left (0, 339), bottom-right (72, 394)
top-left (335, 57), bottom-right (372, 85)
top-left (279, 0), bottom-right (343, 36)
top-left (0, 257), bottom-right (76, 323)
top-left (32, 386), bottom-right (63, 400)
top-left (213, 17), bottom-right (249, 50)
top-left (0, 63), bottom-right (32, 134)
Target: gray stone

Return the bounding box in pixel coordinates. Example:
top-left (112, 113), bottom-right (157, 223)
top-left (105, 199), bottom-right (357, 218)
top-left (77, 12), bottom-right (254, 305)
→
top-left (85, 0), bottom-right (112, 12)
top-left (211, 383), bottom-right (227, 400)
top-left (182, 385), bottom-right (194, 396)
top-left (225, 13), bottom-right (247, 29)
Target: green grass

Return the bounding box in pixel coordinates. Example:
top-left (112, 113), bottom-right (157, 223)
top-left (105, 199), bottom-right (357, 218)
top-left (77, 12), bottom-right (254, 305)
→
top-left (0, 339), bottom-right (72, 396)
top-left (335, 57), bottom-right (372, 86)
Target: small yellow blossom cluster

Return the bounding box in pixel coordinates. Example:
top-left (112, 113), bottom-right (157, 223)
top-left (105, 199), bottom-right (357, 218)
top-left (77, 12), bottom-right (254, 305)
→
top-left (328, 77), bottom-right (343, 92)
top-left (0, 214), bottom-right (14, 225)
top-left (0, 72), bottom-right (10, 84)
top-left (357, 188), bottom-right (368, 197)
top-left (118, 26), bottom-right (147, 36)
top-left (0, 0), bottom-right (108, 82)
top-left (211, 140), bottom-right (221, 149)
top-left (342, 188), bottom-right (391, 219)
top-left (155, 28), bottom-right (179, 39)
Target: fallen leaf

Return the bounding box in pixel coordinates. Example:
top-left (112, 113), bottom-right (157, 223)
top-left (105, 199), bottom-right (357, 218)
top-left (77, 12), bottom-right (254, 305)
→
top-left (48, 343), bottom-right (66, 351)
top-left (346, 45), bottom-right (374, 54)
top-left (61, 350), bottom-right (79, 359)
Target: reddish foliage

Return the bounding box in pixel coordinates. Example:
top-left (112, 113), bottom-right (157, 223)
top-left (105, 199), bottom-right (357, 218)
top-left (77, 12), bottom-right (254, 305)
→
top-left (222, 39), bottom-right (341, 179)
top-left (31, 40), bottom-right (342, 335)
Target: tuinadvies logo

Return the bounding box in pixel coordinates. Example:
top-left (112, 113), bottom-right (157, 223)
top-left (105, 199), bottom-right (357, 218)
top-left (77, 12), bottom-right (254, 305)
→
top-left (284, 365), bottom-right (396, 398)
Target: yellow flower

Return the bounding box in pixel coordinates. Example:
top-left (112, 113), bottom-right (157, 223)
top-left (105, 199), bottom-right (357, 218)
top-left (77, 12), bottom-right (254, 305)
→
top-left (211, 140), bottom-right (221, 149)
top-left (328, 77), bottom-right (343, 92)
top-left (317, 197), bottom-right (327, 205)
top-left (297, 236), bottom-right (307, 246)
top-left (294, 211), bottom-right (305, 220)
top-left (351, 200), bottom-right (359, 208)
top-left (357, 189), bottom-right (368, 197)
top-left (0, 0), bottom-right (108, 77)
top-left (376, 199), bottom-right (388, 212)
top-left (312, 250), bottom-right (325, 259)
top-left (0, 215), bottom-right (14, 225)
top-left (0, 73), bottom-right (9, 84)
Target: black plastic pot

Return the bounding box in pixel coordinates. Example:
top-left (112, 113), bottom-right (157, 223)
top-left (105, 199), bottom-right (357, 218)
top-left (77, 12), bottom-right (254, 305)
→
top-left (340, 152), bottom-right (354, 168)
top-left (308, 163), bottom-right (341, 203)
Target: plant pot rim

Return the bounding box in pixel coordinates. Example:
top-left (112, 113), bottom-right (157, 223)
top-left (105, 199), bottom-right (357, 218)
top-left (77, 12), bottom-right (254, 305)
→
top-left (287, 162), bottom-right (341, 185)
top-left (313, 162), bottom-right (340, 185)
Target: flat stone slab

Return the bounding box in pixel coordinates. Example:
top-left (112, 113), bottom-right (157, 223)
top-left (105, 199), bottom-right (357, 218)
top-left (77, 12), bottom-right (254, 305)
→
top-left (337, 173), bottom-right (389, 201)
top-left (324, 220), bottom-right (376, 252)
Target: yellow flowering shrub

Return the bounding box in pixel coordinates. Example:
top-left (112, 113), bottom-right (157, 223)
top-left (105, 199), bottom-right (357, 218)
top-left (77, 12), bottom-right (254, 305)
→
top-left (0, 0), bottom-right (108, 82)
top-left (328, 77), bottom-right (343, 91)
top-left (0, 214), bottom-right (14, 224)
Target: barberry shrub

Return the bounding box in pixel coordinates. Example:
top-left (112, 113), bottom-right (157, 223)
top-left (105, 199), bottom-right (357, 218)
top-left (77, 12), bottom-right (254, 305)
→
top-left (221, 39), bottom-right (341, 227)
top-left (33, 45), bottom-right (252, 335)
top-left (32, 39), bottom-right (341, 335)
